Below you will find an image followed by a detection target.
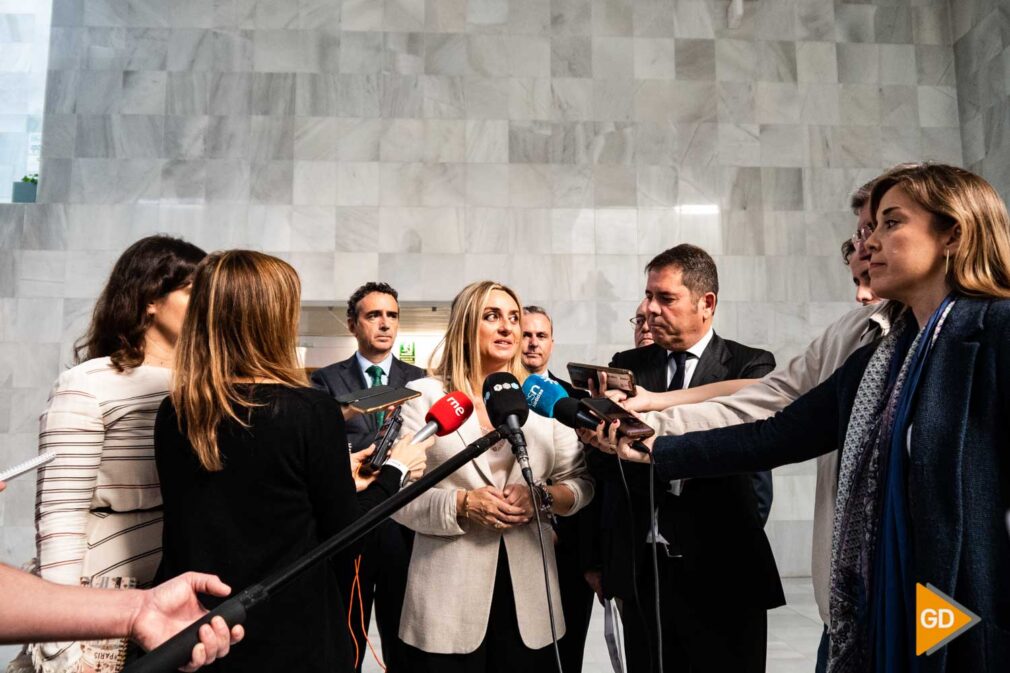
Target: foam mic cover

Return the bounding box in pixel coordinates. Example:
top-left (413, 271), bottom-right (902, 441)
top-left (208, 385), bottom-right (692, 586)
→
top-left (522, 374), bottom-right (569, 418)
top-left (482, 372), bottom-right (530, 428)
top-left (551, 397), bottom-right (600, 431)
top-left (411, 391), bottom-right (474, 444)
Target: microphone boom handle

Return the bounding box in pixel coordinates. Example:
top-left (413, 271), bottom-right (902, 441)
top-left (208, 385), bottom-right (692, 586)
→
top-left (124, 428), bottom-right (505, 673)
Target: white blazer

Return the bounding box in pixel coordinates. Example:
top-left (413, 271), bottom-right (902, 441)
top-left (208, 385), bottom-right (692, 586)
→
top-left (393, 376), bottom-right (594, 654)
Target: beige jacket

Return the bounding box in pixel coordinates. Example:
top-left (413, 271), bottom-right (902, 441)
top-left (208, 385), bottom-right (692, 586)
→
top-left (643, 301), bottom-right (897, 625)
top-left (393, 376), bottom-right (594, 654)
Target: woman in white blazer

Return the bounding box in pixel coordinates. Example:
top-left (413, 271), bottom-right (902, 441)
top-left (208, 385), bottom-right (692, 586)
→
top-left (394, 280), bottom-right (594, 671)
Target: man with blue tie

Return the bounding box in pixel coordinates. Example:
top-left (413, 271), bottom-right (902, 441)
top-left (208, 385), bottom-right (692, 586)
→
top-left (311, 281), bottom-right (425, 672)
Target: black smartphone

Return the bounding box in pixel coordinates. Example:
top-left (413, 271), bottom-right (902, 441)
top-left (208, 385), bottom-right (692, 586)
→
top-left (566, 363), bottom-right (637, 397)
top-left (580, 397), bottom-right (655, 440)
top-left (338, 386), bottom-right (421, 414)
top-left (359, 406), bottom-right (405, 476)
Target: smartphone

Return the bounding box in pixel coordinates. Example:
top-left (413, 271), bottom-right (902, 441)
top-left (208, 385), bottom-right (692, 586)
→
top-left (0, 452), bottom-right (57, 483)
top-left (567, 363), bottom-right (637, 397)
top-left (579, 398), bottom-right (655, 440)
top-left (350, 387), bottom-right (421, 414)
top-left (360, 406), bottom-right (404, 476)
top-left (335, 384), bottom-right (394, 406)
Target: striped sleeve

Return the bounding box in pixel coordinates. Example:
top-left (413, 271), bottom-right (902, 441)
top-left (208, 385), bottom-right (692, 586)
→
top-left (35, 368), bottom-right (105, 588)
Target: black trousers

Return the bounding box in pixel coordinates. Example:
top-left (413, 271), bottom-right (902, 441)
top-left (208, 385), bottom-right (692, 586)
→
top-left (555, 548), bottom-right (595, 673)
top-left (621, 547), bottom-right (768, 673)
top-left (406, 541), bottom-right (556, 672)
top-left (340, 520), bottom-right (414, 673)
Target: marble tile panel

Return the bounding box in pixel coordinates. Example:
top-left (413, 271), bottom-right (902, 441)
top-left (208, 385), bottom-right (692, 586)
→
top-left (592, 78), bottom-right (635, 123)
top-left (421, 75), bottom-right (466, 118)
top-left (757, 123), bottom-right (806, 168)
top-left (166, 72), bottom-right (210, 115)
top-left (210, 73), bottom-right (252, 114)
top-left (592, 164), bottom-right (635, 206)
top-left (594, 252), bottom-right (640, 301)
top-left (160, 158), bottom-right (206, 202)
top-left (385, 0), bottom-right (426, 32)
top-left (39, 113), bottom-right (75, 159)
top-left (672, 0), bottom-right (714, 39)
top-left (590, 122), bottom-right (633, 164)
top-left (166, 29), bottom-right (216, 72)
top-left (464, 207), bottom-right (510, 252)
top-left (465, 165), bottom-right (509, 206)
top-left (551, 35), bottom-right (591, 77)
top-left (123, 27), bottom-right (168, 70)
top-left (336, 162), bottom-right (380, 206)
top-left (250, 160), bottom-right (293, 204)
top-left (336, 118), bottom-right (382, 161)
top-left (829, 126), bottom-right (881, 168)
top-left (592, 0), bottom-right (631, 37)
top-left (466, 119), bottom-right (508, 163)
top-left (335, 74), bottom-right (380, 117)
top-left (206, 115), bottom-right (250, 159)
top-left (875, 6), bottom-right (913, 45)
top-left (246, 204), bottom-right (292, 249)
top-left (205, 159), bottom-right (252, 201)
top-left (836, 43), bottom-right (879, 84)
top-left (422, 119), bottom-right (465, 162)
top-left (715, 254), bottom-right (766, 302)
top-left (212, 29), bottom-right (254, 71)
top-left (44, 70), bottom-right (79, 114)
top-left (716, 81), bottom-right (755, 124)
top-left (170, 0), bottom-right (216, 28)
top-left (676, 38), bottom-right (715, 81)
top-left (721, 209), bottom-right (764, 256)
top-left (466, 34), bottom-right (511, 77)
top-left (761, 167), bottom-right (802, 211)
top-left (720, 165), bottom-right (761, 212)
top-left (795, 1), bottom-right (834, 42)
top-left (425, 0), bottom-right (466, 33)
top-left (0, 250), bottom-right (15, 297)
top-left (37, 159), bottom-right (73, 204)
top-left (292, 160), bottom-right (337, 205)
top-left (115, 114), bottom-right (165, 159)
top-left (249, 74), bottom-right (294, 114)
top-left (289, 251), bottom-right (335, 300)
top-left (333, 207), bottom-right (379, 252)
top-left (84, 0), bottom-right (128, 28)
top-left (384, 32), bottom-right (425, 75)
top-left (338, 31), bottom-right (383, 74)
top-left (550, 208), bottom-right (594, 253)
top-left (838, 84), bottom-right (882, 126)
top-left (550, 77), bottom-right (593, 121)
top-left (550, 164), bottom-right (593, 206)
top-left (20, 205), bottom-right (67, 251)
top-left (715, 38), bottom-right (759, 82)
top-left (549, 255), bottom-right (596, 301)
top-left (380, 74), bottom-right (423, 118)
top-left (75, 70), bottom-right (122, 114)
top-left (590, 36), bottom-right (632, 80)
top-left (342, 0), bottom-right (383, 31)
top-left (462, 76), bottom-right (508, 120)
top-left (918, 85), bottom-right (960, 127)
top-left (880, 126), bottom-right (923, 167)
top-left (913, 5), bottom-right (951, 47)
top-left (632, 0), bottom-right (675, 38)
top-left (74, 114), bottom-right (113, 158)
top-left (879, 85), bottom-right (920, 127)
top-left (380, 119), bottom-right (425, 162)
top-left (52, 0), bottom-right (84, 28)
top-left (716, 122), bottom-right (760, 167)
top-left (509, 163), bottom-right (552, 206)
top-left (759, 40), bottom-right (797, 83)
top-left (762, 211), bottom-right (806, 256)
top-left (753, 0), bottom-right (796, 42)
top-left (119, 71), bottom-right (166, 115)
top-left (633, 38), bottom-right (675, 79)
top-left (593, 207), bottom-right (635, 253)
top-left (507, 77), bottom-right (552, 120)
top-left (249, 115), bottom-right (293, 160)
top-left (798, 84), bottom-right (840, 125)
top-left (755, 82), bottom-right (799, 124)
top-left (795, 41), bottom-right (836, 84)
top-left (551, 0), bottom-right (591, 36)
top-left (879, 44), bottom-right (917, 85)
top-left (253, 0), bottom-right (300, 29)
top-left (834, 3), bottom-right (875, 44)
top-left (48, 27), bottom-right (83, 71)
top-left (424, 32), bottom-right (468, 75)
top-left (289, 204), bottom-right (336, 250)
top-left (0, 206), bottom-right (23, 251)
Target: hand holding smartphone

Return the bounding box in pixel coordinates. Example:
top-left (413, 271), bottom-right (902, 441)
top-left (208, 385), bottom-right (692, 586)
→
top-left (567, 363), bottom-right (638, 397)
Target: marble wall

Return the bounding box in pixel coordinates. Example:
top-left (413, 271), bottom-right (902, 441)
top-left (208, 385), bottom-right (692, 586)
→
top-left (952, 0), bottom-right (1010, 198)
top-left (0, 0), bottom-right (966, 582)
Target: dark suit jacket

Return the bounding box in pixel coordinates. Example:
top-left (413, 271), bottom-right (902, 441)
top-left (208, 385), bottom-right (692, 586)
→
top-left (650, 298), bottom-right (1010, 672)
top-left (593, 334), bottom-right (785, 611)
top-left (310, 354), bottom-right (426, 452)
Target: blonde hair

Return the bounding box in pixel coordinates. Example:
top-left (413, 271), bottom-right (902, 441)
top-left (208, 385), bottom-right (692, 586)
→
top-left (869, 163), bottom-right (1010, 300)
top-left (430, 281), bottom-right (528, 395)
top-left (172, 250), bottom-right (307, 471)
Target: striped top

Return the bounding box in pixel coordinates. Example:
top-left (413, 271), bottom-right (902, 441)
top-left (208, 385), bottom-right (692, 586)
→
top-left (35, 357), bottom-right (171, 587)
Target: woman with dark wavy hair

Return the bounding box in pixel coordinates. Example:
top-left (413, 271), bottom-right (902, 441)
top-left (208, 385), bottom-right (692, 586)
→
top-left (30, 235), bottom-right (205, 673)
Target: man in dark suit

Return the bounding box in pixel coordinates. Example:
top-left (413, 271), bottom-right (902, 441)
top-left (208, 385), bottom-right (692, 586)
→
top-left (520, 305), bottom-right (595, 673)
top-left (311, 282), bottom-right (425, 673)
top-left (595, 245), bottom-right (785, 673)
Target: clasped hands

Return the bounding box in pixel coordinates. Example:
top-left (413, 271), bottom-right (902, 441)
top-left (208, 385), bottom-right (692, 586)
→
top-left (459, 484), bottom-right (535, 530)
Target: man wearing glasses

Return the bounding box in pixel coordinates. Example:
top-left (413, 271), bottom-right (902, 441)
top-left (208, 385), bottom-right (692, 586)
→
top-left (629, 299), bottom-right (655, 348)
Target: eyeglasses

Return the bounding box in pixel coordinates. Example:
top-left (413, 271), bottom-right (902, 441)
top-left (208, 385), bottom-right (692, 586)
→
top-left (850, 223), bottom-right (875, 250)
top-left (628, 316), bottom-right (646, 328)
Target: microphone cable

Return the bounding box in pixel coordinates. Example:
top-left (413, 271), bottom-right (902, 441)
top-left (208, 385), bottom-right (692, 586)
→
top-left (528, 477), bottom-right (565, 673)
top-left (614, 454), bottom-right (656, 673)
top-left (648, 460), bottom-right (664, 673)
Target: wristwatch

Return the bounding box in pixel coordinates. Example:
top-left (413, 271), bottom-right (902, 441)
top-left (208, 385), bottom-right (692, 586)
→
top-left (533, 481), bottom-right (554, 514)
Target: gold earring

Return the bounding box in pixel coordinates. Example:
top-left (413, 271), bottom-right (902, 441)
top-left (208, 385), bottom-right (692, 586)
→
top-left (945, 250), bottom-right (950, 275)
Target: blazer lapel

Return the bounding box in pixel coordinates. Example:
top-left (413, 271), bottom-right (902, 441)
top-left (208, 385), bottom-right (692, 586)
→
top-left (688, 332), bottom-right (730, 388)
top-left (638, 345), bottom-right (670, 393)
top-left (455, 411), bottom-right (496, 487)
top-left (388, 357), bottom-right (407, 389)
top-left (908, 299), bottom-right (984, 595)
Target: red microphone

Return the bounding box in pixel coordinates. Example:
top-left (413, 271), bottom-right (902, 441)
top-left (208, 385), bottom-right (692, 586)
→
top-left (410, 391), bottom-right (473, 444)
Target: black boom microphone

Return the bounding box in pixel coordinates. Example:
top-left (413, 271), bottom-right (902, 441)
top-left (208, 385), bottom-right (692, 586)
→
top-left (123, 427), bottom-right (505, 673)
top-left (482, 372), bottom-right (534, 485)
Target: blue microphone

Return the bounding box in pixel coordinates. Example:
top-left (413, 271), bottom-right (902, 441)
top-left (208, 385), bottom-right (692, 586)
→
top-left (522, 374), bottom-right (569, 418)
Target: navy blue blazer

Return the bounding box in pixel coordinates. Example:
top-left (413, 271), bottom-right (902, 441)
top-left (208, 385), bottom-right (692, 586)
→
top-left (651, 297), bottom-right (1010, 672)
top-left (310, 354), bottom-right (426, 452)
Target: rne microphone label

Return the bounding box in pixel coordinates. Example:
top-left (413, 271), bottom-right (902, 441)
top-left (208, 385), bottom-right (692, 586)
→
top-left (915, 583), bottom-right (980, 656)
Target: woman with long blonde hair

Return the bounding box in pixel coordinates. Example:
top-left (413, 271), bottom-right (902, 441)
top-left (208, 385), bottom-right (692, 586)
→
top-left (604, 164), bottom-right (1010, 672)
top-left (153, 250), bottom-right (430, 673)
top-left (392, 280), bottom-right (594, 671)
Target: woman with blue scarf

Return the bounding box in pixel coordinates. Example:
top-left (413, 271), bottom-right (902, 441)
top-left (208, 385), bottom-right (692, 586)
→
top-left (597, 163), bottom-right (1010, 673)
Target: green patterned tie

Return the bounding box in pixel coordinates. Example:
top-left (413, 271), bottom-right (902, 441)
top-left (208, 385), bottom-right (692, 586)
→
top-left (366, 365), bottom-right (385, 425)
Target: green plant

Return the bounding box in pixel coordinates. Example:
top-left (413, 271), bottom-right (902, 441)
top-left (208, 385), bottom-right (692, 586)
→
top-left (21, 173), bottom-right (37, 184)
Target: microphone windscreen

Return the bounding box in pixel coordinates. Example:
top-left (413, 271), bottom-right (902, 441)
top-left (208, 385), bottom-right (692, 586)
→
top-left (425, 391), bottom-right (474, 436)
top-left (482, 372), bottom-right (530, 428)
top-left (551, 397), bottom-right (584, 430)
top-left (522, 374), bottom-right (569, 418)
